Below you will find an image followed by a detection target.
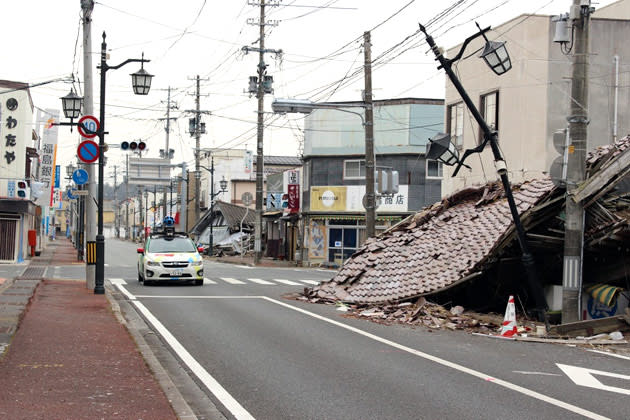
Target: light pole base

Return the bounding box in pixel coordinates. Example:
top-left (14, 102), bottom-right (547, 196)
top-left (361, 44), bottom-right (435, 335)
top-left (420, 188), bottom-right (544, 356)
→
top-left (94, 234), bottom-right (105, 295)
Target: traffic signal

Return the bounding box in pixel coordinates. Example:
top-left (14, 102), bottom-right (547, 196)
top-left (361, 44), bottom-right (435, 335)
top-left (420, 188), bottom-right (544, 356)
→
top-left (121, 140), bottom-right (145, 151)
top-left (17, 180), bottom-right (29, 199)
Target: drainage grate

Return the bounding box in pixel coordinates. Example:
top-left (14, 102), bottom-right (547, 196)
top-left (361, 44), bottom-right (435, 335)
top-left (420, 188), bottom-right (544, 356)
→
top-left (18, 266), bottom-right (46, 279)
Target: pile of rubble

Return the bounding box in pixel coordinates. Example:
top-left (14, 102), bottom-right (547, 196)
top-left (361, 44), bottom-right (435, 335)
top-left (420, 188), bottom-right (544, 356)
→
top-left (295, 294), bottom-right (516, 333)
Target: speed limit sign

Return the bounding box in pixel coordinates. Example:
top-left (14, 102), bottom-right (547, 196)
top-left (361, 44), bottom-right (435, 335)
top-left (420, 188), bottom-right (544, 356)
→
top-left (77, 115), bottom-right (100, 138)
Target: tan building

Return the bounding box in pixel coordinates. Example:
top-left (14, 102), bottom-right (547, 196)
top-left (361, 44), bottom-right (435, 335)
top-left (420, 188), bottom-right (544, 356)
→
top-left (442, 0), bottom-right (630, 195)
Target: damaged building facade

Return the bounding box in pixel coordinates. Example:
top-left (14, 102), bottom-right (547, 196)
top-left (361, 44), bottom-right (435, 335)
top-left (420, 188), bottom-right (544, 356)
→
top-left (301, 98), bottom-right (444, 267)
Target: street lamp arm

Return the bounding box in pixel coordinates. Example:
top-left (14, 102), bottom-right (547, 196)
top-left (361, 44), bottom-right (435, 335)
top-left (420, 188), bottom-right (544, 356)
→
top-left (315, 105), bottom-right (365, 126)
top-left (451, 138), bottom-right (487, 177)
top-left (100, 57), bottom-right (150, 72)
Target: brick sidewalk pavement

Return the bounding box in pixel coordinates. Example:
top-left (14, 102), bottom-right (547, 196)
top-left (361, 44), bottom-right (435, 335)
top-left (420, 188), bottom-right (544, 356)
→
top-left (0, 238), bottom-right (180, 419)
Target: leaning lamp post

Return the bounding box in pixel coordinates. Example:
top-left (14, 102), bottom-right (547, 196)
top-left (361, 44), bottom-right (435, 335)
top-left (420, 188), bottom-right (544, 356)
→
top-left (60, 31), bottom-right (152, 294)
top-left (420, 23), bottom-right (548, 324)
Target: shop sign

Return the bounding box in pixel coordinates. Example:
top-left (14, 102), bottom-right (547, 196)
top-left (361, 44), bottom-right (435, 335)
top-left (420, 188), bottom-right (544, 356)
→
top-left (310, 186), bottom-right (346, 211)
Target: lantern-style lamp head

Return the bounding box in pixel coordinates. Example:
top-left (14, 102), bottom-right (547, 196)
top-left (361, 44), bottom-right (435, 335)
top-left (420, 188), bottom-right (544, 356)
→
top-left (66, 163), bottom-right (76, 178)
top-left (131, 54), bottom-right (153, 95)
top-left (219, 177), bottom-right (228, 192)
top-left (61, 88), bottom-right (83, 120)
top-left (480, 40), bottom-right (512, 75)
top-left (426, 133), bottom-right (460, 166)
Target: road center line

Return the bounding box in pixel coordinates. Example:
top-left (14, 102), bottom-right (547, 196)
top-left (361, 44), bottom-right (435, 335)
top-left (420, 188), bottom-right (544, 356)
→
top-left (260, 296), bottom-right (610, 420)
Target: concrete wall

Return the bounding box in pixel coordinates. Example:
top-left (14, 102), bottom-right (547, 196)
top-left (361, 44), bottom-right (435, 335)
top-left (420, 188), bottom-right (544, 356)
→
top-left (443, 12), bottom-right (630, 197)
top-left (443, 15), bottom-right (553, 194)
top-left (593, 0), bottom-right (630, 19)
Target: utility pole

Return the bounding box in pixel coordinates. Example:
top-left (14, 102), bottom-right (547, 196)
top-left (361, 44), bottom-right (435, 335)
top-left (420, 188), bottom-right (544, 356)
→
top-left (255, 0), bottom-right (266, 264)
top-left (563, 0), bottom-right (591, 323)
top-left (159, 87), bottom-right (177, 222)
top-left (186, 76), bottom-right (210, 228)
top-left (363, 31), bottom-right (376, 238)
top-left (81, 0), bottom-right (96, 289)
top-left (195, 76), bottom-right (201, 224)
top-left (244, 0), bottom-right (281, 264)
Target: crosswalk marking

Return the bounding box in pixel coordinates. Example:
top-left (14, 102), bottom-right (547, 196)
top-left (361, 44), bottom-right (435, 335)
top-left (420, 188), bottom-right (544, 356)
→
top-left (204, 278), bottom-right (217, 285)
top-left (221, 277), bottom-right (246, 285)
top-left (247, 278), bottom-right (275, 285)
top-left (301, 280), bottom-right (320, 285)
top-left (274, 279), bottom-right (302, 286)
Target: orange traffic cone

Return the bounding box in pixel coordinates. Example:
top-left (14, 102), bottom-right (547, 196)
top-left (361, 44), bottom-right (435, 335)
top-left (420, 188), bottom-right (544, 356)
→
top-left (500, 295), bottom-right (518, 337)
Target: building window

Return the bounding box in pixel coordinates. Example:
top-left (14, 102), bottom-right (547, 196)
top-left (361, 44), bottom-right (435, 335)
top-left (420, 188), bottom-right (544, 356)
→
top-left (481, 90), bottom-right (499, 132)
top-left (343, 160), bottom-right (366, 179)
top-left (426, 160), bottom-right (443, 179)
top-left (447, 102), bottom-right (464, 149)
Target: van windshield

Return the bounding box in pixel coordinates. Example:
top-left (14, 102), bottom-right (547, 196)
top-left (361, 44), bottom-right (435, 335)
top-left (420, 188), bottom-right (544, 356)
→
top-left (148, 237), bottom-right (196, 253)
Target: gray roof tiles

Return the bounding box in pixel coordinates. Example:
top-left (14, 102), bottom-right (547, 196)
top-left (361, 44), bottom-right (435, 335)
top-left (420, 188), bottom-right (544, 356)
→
top-left (309, 178), bottom-right (556, 304)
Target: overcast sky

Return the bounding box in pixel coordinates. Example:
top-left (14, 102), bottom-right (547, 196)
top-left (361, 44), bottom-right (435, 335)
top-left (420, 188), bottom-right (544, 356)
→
top-left (1, 0), bottom-right (616, 183)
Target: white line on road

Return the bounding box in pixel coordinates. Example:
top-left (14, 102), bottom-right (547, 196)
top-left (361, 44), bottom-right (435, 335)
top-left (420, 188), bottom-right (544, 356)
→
top-left (247, 278), bottom-right (275, 285)
top-left (131, 299), bottom-right (256, 420)
top-left (513, 371), bottom-right (562, 377)
top-left (587, 349), bottom-right (630, 361)
top-left (110, 280), bottom-right (136, 301)
top-left (300, 280), bottom-right (319, 285)
top-left (274, 279), bottom-right (302, 286)
top-left (261, 296), bottom-right (611, 420)
top-left (204, 278), bottom-right (217, 285)
top-left (221, 277), bottom-right (246, 285)
top-left (125, 292), bottom-right (611, 420)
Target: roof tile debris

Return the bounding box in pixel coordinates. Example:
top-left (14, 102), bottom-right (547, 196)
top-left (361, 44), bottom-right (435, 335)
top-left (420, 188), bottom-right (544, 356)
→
top-left (306, 179), bottom-right (556, 304)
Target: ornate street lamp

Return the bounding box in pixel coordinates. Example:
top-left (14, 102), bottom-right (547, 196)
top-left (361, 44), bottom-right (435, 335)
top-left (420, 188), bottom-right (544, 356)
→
top-left (419, 23), bottom-right (548, 325)
top-left (57, 31), bottom-right (152, 295)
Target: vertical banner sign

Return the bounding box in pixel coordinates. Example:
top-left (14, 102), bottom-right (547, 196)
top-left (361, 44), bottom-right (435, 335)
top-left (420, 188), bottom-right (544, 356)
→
top-left (244, 150), bottom-right (253, 174)
top-left (288, 184), bottom-right (300, 213)
top-left (54, 165), bottom-right (60, 188)
top-left (287, 170), bottom-right (299, 213)
top-left (38, 109), bottom-right (59, 207)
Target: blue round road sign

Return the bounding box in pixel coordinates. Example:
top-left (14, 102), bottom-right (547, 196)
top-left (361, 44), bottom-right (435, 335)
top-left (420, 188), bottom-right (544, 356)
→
top-left (67, 188), bottom-right (77, 200)
top-left (72, 168), bottom-right (89, 185)
top-left (77, 140), bottom-right (100, 163)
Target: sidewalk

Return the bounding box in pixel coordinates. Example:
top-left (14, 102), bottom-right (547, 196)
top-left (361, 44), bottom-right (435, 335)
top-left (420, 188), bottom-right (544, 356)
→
top-left (0, 238), bottom-right (179, 419)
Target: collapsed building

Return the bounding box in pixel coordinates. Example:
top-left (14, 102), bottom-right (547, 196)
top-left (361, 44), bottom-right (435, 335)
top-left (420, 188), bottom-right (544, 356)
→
top-left (305, 138), bottom-right (630, 322)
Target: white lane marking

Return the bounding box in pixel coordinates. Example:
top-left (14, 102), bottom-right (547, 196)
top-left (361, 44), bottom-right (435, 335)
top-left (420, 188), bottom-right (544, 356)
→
top-left (109, 278), bottom-right (127, 285)
top-left (247, 278), bottom-right (275, 285)
top-left (221, 277), bottom-right (246, 285)
top-left (587, 350), bottom-right (630, 361)
top-left (131, 299), bottom-right (256, 420)
top-left (260, 297), bottom-right (610, 420)
top-left (104, 263), bottom-right (110, 267)
top-left (274, 279), bottom-right (302, 286)
top-left (300, 280), bottom-right (319, 285)
top-left (112, 282), bottom-right (136, 301)
top-left (204, 278), bottom-right (217, 285)
top-left (513, 371), bottom-right (562, 377)
top-left (557, 363), bottom-right (630, 396)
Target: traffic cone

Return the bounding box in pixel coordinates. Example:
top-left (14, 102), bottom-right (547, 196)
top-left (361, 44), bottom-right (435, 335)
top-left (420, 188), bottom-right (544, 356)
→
top-left (500, 295), bottom-right (518, 337)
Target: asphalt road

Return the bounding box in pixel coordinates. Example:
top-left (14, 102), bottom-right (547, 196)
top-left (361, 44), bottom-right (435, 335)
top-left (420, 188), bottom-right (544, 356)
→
top-left (104, 238), bottom-right (630, 420)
